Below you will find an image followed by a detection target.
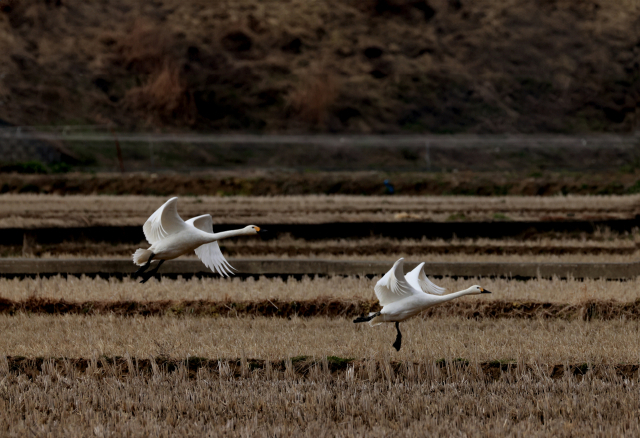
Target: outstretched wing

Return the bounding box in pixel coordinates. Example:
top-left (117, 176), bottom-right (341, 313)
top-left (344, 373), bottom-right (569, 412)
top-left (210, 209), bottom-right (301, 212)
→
top-left (406, 262), bottom-right (446, 295)
top-left (185, 214), bottom-right (235, 277)
top-left (143, 197), bottom-right (187, 245)
top-left (374, 258), bottom-right (421, 306)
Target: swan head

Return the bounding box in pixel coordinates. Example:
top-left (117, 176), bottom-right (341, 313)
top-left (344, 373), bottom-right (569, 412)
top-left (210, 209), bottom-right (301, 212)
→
top-left (469, 285), bottom-right (492, 295)
top-left (244, 225), bottom-right (262, 235)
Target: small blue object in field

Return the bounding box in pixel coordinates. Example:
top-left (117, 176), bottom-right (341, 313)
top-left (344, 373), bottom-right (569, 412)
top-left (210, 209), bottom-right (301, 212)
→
top-left (383, 179), bottom-right (395, 195)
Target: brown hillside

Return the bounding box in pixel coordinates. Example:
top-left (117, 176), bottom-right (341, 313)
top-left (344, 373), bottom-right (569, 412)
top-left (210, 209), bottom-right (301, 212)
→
top-left (0, 0), bottom-right (639, 133)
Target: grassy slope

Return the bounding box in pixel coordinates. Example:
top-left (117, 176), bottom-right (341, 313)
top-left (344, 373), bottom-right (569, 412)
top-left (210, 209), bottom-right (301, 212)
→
top-left (0, 0), bottom-right (638, 133)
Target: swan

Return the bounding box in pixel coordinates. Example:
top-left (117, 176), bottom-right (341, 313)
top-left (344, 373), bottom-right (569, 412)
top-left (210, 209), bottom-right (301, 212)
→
top-left (131, 197), bottom-right (263, 283)
top-left (354, 258), bottom-right (491, 351)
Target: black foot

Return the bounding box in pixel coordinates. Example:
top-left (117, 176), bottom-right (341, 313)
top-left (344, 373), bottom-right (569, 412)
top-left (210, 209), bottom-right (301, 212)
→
top-left (139, 260), bottom-right (164, 283)
top-left (132, 252), bottom-right (155, 279)
top-left (392, 322), bottom-right (402, 351)
top-left (353, 311), bottom-right (381, 323)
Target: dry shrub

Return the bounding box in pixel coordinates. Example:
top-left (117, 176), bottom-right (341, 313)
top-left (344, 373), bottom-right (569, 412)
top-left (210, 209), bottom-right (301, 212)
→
top-left (124, 61), bottom-right (195, 124)
top-left (115, 19), bottom-right (171, 75)
top-left (288, 73), bottom-right (338, 125)
top-left (115, 20), bottom-right (195, 124)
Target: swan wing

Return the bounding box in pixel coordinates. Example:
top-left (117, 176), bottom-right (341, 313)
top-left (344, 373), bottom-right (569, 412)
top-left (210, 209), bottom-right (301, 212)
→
top-left (406, 262), bottom-right (446, 295)
top-left (143, 197), bottom-right (187, 244)
top-left (186, 214), bottom-right (235, 277)
top-left (374, 258), bottom-right (421, 306)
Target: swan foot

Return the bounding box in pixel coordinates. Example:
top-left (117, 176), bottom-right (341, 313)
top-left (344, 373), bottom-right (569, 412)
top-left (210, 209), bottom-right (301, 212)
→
top-left (392, 322), bottom-right (402, 351)
top-left (353, 311), bottom-right (381, 323)
top-left (139, 260), bottom-right (165, 284)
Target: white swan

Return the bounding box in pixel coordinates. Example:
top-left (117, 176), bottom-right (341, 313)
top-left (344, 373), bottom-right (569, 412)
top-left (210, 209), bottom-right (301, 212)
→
top-left (354, 258), bottom-right (491, 351)
top-left (131, 197), bottom-right (263, 283)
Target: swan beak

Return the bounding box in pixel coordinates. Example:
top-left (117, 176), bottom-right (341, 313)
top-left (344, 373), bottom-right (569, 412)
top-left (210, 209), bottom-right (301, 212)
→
top-left (480, 288), bottom-right (491, 294)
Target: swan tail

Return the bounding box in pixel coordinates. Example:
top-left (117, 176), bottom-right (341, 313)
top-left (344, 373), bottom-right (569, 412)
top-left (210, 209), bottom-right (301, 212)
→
top-left (132, 248), bottom-right (153, 266)
top-left (369, 315), bottom-right (384, 326)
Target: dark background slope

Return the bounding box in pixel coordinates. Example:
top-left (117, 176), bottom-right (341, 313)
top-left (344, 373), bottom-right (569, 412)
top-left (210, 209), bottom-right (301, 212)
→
top-left (0, 0), bottom-right (638, 133)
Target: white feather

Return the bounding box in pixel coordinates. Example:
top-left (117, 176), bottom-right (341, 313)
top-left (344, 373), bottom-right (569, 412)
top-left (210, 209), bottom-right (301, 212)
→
top-left (186, 214), bottom-right (235, 277)
top-left (406, 262), bottom-right (446, 295)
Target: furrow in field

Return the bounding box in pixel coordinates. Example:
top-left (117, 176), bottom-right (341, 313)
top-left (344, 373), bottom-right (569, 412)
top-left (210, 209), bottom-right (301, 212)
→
top-left (1, 297), bottom-right (639, 320)
top-left (1, 194), bottom-right (638, 228)
top-left (3, 356), bottom-right (638, 381)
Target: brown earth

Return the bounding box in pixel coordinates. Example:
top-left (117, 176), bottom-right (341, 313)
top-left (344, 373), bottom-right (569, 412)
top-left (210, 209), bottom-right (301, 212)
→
top-left (2, 170), bottom-right (640, 197)
top-left (0, 0), bottom-right (639, 133)
top-left (4, 356), bottom-right (638, 381)
top-left (10, 240), bottom-right (638, 259)
top-left (1, 296), bottom-right (639, 320)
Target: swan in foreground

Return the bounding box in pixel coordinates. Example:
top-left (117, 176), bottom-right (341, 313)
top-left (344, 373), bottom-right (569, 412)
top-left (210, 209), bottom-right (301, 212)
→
top-left (354, 258), bottom-right (491, 351)
top-left (132, 197), bottom-right (263, 283)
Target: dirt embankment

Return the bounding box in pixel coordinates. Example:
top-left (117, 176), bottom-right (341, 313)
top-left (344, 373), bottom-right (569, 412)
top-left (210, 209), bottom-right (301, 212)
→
top-left (2, 170), bottom-right (640, 197)
top-left (1, 297), bottom-right (639, 320)
top-left (4, 356), bottom-right (638, 381)
top-left (0, 0), bottom-right (638, 133)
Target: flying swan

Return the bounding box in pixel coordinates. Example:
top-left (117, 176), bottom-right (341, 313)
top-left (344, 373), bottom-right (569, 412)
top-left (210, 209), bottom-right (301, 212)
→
top-left (131, 197), bottom-right (263, 283)
top-left (354, 258), bottom-right (491, 351)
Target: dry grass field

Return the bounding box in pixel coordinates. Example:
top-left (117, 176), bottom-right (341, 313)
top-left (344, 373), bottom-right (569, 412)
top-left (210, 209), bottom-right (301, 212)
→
top-left (1, 360), bottom-right (638, 436)
top-left (1, 314), bottom-right (639, 363)
top-left (3, 275), bottom-right (640, 304)
top-left (1, 192), bottom-right (639, 435)
top-left (1, 194), bottom-right (638, 228)
top-left (1, 276), bottom-right (639, 435)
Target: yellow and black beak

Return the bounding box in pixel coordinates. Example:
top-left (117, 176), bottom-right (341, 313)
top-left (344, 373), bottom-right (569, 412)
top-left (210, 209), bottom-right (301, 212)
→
top-left (480, 287), bottom-right (492, 294)
top-left (254, 226), bottom-right (261, 232)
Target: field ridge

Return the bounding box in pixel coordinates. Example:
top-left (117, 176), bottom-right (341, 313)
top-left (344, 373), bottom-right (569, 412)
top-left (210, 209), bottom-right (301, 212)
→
top-left (2, 297), bottom-right (640, 320)
top-left (3, 356), bottom-right (639, 381)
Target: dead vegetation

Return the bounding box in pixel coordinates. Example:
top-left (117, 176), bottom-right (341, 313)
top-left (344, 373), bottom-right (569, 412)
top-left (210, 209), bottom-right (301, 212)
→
top-left (1, 296), bottom-right (639, 321)
top-left (1, 357), bottom-right (639, 436)
top-left (2, 170), bottom-right (640, 197)
top-left (1, 314), bottom-right (639, 363)
top-left (287, 73), bottom-right (338, 125)
top-left (2, 275), bottom-right (640, 305)
top-left (0, 193), bottom-right (638, 228)
top-left (7, 229), bottom-right (640, 262)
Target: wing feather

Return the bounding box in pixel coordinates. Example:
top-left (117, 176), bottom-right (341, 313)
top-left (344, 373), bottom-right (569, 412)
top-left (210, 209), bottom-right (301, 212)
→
top-left (143, 197), bottom-right (187, 244)
top-left (186, 214), bottom-right (235, 277)
top-left (406, 262), bottom-right (446, 295)
top-left (374, 258), bottom-right (421, 306)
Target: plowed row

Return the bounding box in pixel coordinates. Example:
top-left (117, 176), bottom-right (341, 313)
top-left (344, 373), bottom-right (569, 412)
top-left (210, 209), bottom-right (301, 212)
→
top-left (3, 356), bottom-right (638, 381)
top-left (1, 297), bottom-right (639, 320)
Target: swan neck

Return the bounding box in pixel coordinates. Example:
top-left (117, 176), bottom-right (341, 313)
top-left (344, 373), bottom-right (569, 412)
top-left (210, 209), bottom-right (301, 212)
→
top-left (210, 228), bottom-right (246, 241)
top-left (434, 287), bottom-right (476, 304)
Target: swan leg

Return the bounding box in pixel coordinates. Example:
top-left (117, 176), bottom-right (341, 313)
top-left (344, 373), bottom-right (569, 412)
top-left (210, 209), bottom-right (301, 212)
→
top-left (392, 322), bottom-right (402, 351)
top-left (132, 252), bottom-right (155, 278)
top-left (353, 312), bottom-right (381, 323)
top-left (140, 259), bottom-right (165, 284)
